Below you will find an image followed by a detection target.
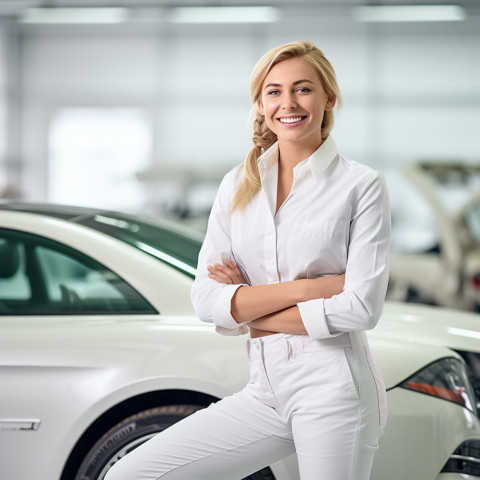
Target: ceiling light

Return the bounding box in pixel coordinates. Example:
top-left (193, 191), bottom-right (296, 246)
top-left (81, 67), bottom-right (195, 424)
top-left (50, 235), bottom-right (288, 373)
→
top-left (20, 7), bottom-right (129, 24)
top-left (353, 5), bottom-right (466, 23)
top-left (168, 6), bottom-right (280, 24)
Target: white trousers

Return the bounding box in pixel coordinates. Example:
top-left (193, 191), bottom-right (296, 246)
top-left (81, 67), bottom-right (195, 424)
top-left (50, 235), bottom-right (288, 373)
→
top-left (105, 332), bottom-right (387, 480)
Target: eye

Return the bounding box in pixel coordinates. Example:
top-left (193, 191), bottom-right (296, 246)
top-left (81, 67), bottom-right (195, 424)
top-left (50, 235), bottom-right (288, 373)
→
top-left (267, 89), bottom-right (280, 96)
top-left (295, 87), bottom-right (311, 94)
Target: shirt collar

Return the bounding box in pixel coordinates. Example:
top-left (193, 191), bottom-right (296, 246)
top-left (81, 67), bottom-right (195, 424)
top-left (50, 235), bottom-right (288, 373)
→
top-left (257, 142), bottom-right (279, 181)
top-left (257, 135), bottom-right (339, 180)
top-left (306, 135), bottom-right (339, 178)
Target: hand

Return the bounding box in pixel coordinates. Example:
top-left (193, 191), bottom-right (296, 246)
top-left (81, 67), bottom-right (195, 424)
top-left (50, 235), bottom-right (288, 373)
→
top-left (207, 259), bottom-right (245, 285)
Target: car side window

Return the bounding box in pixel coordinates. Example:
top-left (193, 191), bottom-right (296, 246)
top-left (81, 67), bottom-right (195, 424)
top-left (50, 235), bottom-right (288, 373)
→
top-left (0, 228), bottom-right (156, 315)
top-left (0, 239), bottom-right (31, 307)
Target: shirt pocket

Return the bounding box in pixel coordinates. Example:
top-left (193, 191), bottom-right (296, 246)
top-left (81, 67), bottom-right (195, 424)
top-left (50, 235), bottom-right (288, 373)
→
top-left (289, 220), bottom-right (349, 276)
top-left (301, 220), bottom-right (349, 236)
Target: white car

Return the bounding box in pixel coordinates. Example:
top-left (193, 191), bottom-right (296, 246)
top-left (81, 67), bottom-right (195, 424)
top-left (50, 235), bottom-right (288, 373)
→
top-left (388, 161), bottom-right (480, 311)
top-left (1, 203), bottom-right (480, 480)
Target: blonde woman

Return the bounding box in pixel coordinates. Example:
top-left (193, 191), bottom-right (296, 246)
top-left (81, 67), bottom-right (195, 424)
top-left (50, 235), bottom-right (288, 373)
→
top-left (106, 40), bottom-right (390, 480)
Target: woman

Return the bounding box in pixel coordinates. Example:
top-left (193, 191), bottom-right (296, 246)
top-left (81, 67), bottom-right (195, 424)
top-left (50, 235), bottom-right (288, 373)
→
top-left (106, 40), bottom-right (390, 480)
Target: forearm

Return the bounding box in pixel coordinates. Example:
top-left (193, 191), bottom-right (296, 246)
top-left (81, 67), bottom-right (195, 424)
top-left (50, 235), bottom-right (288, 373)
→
top-left (231, 274), bottom-right (344, 324)
top-left (249, 306), bottom-right (307, 335)
top-left (231, 282), bottom-right (304, 324)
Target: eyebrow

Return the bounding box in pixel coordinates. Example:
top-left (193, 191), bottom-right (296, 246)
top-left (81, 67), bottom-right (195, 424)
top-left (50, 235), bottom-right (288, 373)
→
top-left (263, 79), bottom-right (314, 91)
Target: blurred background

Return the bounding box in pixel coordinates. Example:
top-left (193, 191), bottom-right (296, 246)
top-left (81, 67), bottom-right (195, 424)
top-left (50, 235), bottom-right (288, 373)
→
top-left (0, 0), bottom-right (479, 310)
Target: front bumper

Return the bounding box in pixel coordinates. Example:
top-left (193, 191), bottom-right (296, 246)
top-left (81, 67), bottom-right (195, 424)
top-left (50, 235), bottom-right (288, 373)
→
top-left (371, 388), bottom-right (480, 480)
top-left (440, 440), bottom-right (480, 477)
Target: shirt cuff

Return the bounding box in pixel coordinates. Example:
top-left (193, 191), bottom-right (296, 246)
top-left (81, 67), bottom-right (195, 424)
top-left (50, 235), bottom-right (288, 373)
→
top-left (298, 298), bottom-right (343, 340)
top-left (213, 283), bottom-right (248, 330)
top-left (214, 324), bottom-right (250, 336)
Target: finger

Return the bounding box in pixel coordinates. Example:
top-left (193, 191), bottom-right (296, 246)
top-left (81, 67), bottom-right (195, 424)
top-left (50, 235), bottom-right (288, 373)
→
top-left (207, 262), bottom-right (242, 284)
top-left (224, 260), bottom-right (244, 283)
top-left (208, 272), bottom-right (232, 285)
top-left (230, 271), bottom-right (244, 284)
top-left (214, 264), bottom-right (240, 284)
top-left (224, 260), bottom-right (240, 274)
top-left (213, 263), bottom-right (236, 278)
top-left (208, 266), bottom-right (233, 284)
top-left (208, 273), bottom-right (231, 285)
top-left (213, 263), bottom-right (233, 277)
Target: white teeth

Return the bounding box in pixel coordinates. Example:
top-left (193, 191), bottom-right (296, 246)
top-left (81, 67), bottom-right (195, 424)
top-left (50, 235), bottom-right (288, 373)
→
top-left (279, 117), bottom-right (303, 124)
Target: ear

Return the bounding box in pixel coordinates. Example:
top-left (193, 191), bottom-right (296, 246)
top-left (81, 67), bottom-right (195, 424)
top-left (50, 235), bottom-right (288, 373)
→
top-left (257, 99), bottom-right (265, 115)
top-left (325, 95), bottom-right (336, 112)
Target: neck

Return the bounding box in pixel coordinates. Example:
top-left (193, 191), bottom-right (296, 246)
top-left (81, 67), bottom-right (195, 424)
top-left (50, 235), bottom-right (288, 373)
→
top-left (277, 138), bottom-right (323, 171)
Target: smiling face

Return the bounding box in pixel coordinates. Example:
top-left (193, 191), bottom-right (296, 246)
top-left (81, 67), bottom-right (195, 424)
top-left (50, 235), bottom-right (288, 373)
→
top-left (257, 56), bottom-right (335, 153)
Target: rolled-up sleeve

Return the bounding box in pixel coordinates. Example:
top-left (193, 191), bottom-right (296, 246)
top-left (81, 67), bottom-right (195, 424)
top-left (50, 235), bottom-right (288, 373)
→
top-left (190, 170), bottom-right (250, 336)
top-left (299, 172), bottom-right (391, 340)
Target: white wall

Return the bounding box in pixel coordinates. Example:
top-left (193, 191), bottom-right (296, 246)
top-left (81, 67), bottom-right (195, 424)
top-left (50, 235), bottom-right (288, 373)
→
top-left (3, 11), bottom-right (480, 247)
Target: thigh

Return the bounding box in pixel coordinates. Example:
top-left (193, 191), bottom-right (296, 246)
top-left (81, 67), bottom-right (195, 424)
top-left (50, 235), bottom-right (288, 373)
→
top-left (290, 347), bottom-right (380, 480)
top-left (105, 390), bottom-right (295, 480)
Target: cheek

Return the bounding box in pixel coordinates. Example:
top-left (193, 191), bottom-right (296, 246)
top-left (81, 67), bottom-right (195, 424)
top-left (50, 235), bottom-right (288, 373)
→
top-left (264, 115), bottom-right (277, 132)
top-left (262, 105), bottom-right (278, 131)
top-left (261, 98), bottom-right (276, 118)
top-left (312, 105), bottom-right (326, 124)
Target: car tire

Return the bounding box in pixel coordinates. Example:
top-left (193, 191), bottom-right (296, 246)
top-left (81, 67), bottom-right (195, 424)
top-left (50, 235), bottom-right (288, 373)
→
top-left (74, 404), bottom-right (275, 480)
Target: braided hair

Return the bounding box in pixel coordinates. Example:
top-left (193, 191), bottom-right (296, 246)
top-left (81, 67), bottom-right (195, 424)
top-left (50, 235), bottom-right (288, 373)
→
top-left (230, 40), bottom-right (342, 213)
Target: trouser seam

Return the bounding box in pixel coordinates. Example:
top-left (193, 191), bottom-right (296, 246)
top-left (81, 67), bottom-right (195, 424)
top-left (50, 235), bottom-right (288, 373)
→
top-left (364, 346), bottom-right (382, 430)
top-left (350, 347), bottom-right (362, 480)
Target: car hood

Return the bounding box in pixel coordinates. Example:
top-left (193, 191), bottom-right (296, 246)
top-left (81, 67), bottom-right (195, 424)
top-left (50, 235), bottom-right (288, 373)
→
top-left (373, 301), bottom-right (480, 354)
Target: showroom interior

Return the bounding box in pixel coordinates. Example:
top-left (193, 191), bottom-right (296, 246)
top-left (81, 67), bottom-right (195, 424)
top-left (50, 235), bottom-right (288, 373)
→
top-left (1, 1), bottom-right (480, 480)
top-left (1, 0), bottom-right (480, 310)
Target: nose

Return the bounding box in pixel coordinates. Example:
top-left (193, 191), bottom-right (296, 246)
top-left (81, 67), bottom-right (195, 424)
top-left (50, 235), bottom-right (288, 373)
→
top-left (282, 92), bottom-right (297, 110)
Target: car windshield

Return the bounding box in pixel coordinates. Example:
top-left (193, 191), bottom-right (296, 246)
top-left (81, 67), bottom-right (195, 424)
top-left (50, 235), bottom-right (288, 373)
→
top-left (75, 213), bottom-right (203, 279)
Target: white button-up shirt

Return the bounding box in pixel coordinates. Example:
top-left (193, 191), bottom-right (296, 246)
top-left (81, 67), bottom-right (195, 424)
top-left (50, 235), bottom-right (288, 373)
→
top-left (191, 135), bottom-right (391, 339)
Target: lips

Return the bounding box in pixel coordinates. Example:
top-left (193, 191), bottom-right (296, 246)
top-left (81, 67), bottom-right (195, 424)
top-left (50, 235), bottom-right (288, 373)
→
top-left (277, 116), bottom-right (306, 125)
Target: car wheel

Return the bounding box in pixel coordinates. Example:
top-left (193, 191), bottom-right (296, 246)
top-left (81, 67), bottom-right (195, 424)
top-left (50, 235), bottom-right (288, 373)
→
top-left (74, 404), bottom-right (275, 480)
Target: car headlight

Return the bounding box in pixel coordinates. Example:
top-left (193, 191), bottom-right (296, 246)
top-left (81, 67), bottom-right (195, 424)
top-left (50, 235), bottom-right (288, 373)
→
top-left (453, 350), bottom-right (480, 409)
top-left (400, 357), bottom-right (478, 415)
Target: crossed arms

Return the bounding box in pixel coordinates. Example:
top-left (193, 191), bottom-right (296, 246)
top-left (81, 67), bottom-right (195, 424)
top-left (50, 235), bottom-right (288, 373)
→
top-left (208, 259), bottom-right (345, 337)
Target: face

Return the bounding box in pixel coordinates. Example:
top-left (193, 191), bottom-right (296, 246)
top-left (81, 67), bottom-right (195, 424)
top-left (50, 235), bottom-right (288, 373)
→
top-left (257, 56), bottom-right (335, 152)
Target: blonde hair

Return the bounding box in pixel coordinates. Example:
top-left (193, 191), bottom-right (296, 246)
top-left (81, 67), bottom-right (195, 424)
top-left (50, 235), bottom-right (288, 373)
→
top-left (230, 40), bottom-right (342, 213)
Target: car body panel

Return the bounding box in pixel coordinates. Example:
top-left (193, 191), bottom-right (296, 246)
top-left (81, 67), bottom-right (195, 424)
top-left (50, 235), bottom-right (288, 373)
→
top-left (373, 388), bottom-right (480, 480)
top-left (2, 206), bottom-right (480, 480)
top-left (0, 312), bottom-right (464, 392)
top-left (0, 312), bottom-right (473, 480)
top-left (0, 316), bottom-right (247, 480)
top-left (378, 301), bottom-right (480, 354)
